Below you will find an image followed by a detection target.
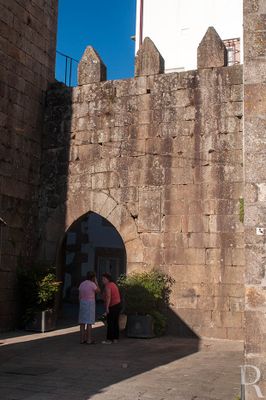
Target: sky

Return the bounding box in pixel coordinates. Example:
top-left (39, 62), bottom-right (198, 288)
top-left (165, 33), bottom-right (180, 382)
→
top-left (55, 0), bottom-right (137, 86)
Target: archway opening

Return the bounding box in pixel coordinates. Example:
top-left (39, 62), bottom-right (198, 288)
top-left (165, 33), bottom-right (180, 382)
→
top-left (59, 211), bottom-right (126, 323)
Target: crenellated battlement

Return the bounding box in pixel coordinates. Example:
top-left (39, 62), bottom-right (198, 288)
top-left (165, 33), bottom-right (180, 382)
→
top-left (40, 27), bottom-right (244, 340)
top-left (77, 27), bottom-right (235, 87)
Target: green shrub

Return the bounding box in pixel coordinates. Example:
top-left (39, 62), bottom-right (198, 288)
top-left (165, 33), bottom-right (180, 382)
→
top-left (150, 310), bottom-right (167, 336)
top-left (118, 269), bottom-right (174, 335)
top-left (17, 262), bottom-right (61, 325)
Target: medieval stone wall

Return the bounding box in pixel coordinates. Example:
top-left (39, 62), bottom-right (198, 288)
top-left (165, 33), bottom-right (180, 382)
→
top-left (0, 0), bottom-right (58, 330)
top-left (40, 33), bottom-right (244, 339)
top-left (243, 0), bottom-right (266, 396)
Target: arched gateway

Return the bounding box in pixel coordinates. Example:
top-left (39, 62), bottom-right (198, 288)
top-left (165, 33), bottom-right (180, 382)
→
top-left (40, 191), bottom-right (145, 277)
top-left (38, 34), bottom-right (245, 339)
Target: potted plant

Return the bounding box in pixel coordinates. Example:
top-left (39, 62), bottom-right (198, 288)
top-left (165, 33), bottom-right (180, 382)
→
top-left (17, 263), bottom-right (61, 332)
top-left (118, 270), bottom-right (174, 338)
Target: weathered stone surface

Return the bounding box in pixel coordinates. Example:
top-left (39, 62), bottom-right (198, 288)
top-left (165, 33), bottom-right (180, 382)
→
top-left (78, 46), bottom-right (107, 85)
top-left (40, 57), bottom-right (244, 340)
top-left (244, 0), bottom-right (266, 393)
top-left (0, 0), bottom-right (58, 331)
top-left (0, 15), bottom-right (248, 341)
top-left (138, 189), bottom-right (161, 232)
top-left (135, 37), bottom-right (165, 77)
top-left (197, 27), bottom-right (227, 68)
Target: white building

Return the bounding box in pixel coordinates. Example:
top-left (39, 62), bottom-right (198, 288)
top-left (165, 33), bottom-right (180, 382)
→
top-left (135, 0), bottom-right (243, 72)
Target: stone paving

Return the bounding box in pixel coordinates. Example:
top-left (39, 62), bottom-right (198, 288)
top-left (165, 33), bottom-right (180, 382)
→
top-left (0, 323), bottom-right (243, 400)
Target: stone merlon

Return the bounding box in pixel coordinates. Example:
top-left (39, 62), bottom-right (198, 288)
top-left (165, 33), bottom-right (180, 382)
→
top-left (78, 46), bottom-right (107, 85)
top-left (197, 27), bottom-right (227, 69)
top-left (135, 37), bottom-right (165, 77)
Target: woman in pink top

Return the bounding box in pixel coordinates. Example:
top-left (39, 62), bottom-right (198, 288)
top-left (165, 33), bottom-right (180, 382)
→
top-left (102, 273), bottom-right (121, 344)
top-left (78, 271), bottom-right (100, 344)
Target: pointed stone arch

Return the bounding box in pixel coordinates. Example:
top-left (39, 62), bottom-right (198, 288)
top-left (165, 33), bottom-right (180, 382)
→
top-left (41, 191), bottom-right (145, 274)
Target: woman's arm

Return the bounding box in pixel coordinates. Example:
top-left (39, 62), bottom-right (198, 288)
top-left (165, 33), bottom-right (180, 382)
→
top-left (105, 286), bottom-right (111, 314)
top-left (94, 278), bottom-right (101, 293)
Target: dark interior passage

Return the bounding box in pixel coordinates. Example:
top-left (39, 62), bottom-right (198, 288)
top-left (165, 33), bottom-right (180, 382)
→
top-left (60, 211), bottom-right (126, 321)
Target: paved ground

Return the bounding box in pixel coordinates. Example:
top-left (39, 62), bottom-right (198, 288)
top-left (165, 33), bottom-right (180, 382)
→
top-left (0, 323), bottom-right (243, 400)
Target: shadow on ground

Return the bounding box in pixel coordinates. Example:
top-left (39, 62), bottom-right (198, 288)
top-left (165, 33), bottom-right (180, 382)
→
top-left (0, 313), bottom-right (201, 400)
top-left (0, 311), bottom-right (244, 400)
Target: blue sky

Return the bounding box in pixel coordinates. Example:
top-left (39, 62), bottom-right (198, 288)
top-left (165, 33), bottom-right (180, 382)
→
top-left (56, 0), bottom-right (137, 86)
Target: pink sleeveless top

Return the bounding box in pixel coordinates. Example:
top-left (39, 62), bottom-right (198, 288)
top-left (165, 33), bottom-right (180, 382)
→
top-left (79, 280), bottom-right (97, 301)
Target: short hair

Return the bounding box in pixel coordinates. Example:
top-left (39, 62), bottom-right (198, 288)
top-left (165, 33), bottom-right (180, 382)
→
top-left (86, 271), bottom-right (96, 281)
top-left (102, 272), bottom-right (112, 282)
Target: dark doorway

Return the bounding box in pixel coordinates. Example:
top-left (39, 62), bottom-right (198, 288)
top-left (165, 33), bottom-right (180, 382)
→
top-left (59, 211), bottom-right (126, 323)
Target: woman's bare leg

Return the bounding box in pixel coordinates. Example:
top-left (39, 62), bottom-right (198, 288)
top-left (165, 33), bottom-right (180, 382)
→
top-left (86, 324), bottom-right (92, 343)
top-left (80, 324), bottom-right (86, 343)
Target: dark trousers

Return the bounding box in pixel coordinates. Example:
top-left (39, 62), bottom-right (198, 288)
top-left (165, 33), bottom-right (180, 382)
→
top-left (106, 303), bottom-right (121, 341)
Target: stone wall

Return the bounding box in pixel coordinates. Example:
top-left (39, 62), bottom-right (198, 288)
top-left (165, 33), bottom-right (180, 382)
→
top-left (0, 0), bottom-right (58, 330)
top-left (40, 31), bottom-right (245, 339)
top-left (243, 0), bottom-right (266, 396)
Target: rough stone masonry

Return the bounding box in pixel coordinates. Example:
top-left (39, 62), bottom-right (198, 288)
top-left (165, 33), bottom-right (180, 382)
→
top-left (243, 0), bottom-right (266, 397)
top-left (0, 0), bottom-right (58, 330)
top-left (40, 30), bottom-right (244, 340)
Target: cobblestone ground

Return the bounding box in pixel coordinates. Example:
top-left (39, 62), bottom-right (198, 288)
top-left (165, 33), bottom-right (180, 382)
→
top-left (0, 323), bottom-right (243, 400)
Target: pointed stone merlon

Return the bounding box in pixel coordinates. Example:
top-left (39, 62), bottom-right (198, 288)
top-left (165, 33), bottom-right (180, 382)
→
top-left (135, 37), bottom-right (165, 77)
top-left (197, 27), bottom-right (227, 69)
top-left (78, 46), bottom-right (107, 85)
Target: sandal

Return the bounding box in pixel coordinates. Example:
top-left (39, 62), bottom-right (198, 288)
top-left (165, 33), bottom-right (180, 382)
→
top-left (86, 340), bottom-right (96, 345)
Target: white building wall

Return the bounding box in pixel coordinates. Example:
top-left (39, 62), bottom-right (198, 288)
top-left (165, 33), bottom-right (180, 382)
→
top-left (135, 0), bottom-right (243, 72)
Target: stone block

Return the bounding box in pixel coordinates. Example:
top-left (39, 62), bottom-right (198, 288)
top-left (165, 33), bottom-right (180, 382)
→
top-left (245, 83), bottom-right (266, 117)
top-left (187, 215), bottom-right (209, 233)
top-left (162, 215), bottom-right (182, 233)
top-left (257, 183), bottom-right (266, 201)
top-left (144, 247), bottom-right (163, 265)
top-left (209, 215), bottom-right (244, 233)
top-left (100, 196), bottom-right (118, 219)
top-left (212, 310), bottom-right (243, 329)
top-left (119, 217), bottom-right (138, 243)
top-left (245, 310), bottom-right (266, 354)
top-left (188, 233), bottom-right (221, 248)
top-left (162, 199), bottom-right (188, 216)
top-left (206, 248), bottom-right (222, 266)
top-left (245, 152), bottom-right (266, 183)
top-left (230, 85), bottom-right (243, 102)
top-left (197, 326), bottom-right (228, 339)
top-left (231, 248), bottom-right (245, 266)
top-left (176, 308), bottom-right (212, 328)
top-left (126, 238), bottom-right (144, 263)
top-left (138, 189), bottom-right (161, 232)
top-left (141, 232), bottom-right (162, 248)
top-left (223, 266), bottom-right (245, 284)
top-left (175, 294), bottom-right (198, 309)
top-left (163, 248), bottom-right (205, 265)
top-left (196, 295), bottom-right (216, 310)
top-left (246, 286), bottom-right (266, 310)
top-left (126, 262), bottom-right (146, 273)
top-left (165, 167), bottom-right (193, 185)
top-left (91, 172), bottom-right (120, 190)
top-left (214, 283), bottom-right (244, 298)
top-left (121, 139), bottom-right (145, 157)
